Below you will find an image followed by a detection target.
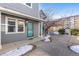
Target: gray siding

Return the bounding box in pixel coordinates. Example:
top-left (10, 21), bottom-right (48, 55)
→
top-left (1, 14), bottom-right (27, 44)
top-left (1, 32), bottom-right (27, 44)
top-left (0, 3), bottom-right (39, 19)
top-left (1, 14), bottom-right (39, 44)
top-left (1, 14), bottom-right (6, 44)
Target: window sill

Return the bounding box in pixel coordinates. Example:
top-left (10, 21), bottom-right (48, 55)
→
top-left (6, 32), bottom-right (25, 34)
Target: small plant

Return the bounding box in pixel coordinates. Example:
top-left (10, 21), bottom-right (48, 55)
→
top-left (58, 29), bottom-right (65, 35)
top-left (71, 29), bottom-right (79, 36)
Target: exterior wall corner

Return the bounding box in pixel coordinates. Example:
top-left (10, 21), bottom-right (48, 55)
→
top-left (0, 11), bottom-right (2, 49)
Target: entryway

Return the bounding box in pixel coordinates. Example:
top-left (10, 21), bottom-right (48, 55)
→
top-left (27, 22), bottom-right (34, 37)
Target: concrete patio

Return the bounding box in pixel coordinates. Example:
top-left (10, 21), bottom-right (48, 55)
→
top-left (0, 35), bottom-right (79, 56)
top-left (0, 37), bottom-right (41, 55)
top-left (25, 35), bottom-right (79, 56)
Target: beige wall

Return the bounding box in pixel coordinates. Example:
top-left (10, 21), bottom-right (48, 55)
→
top-left (74, 17), bottom-right (79, 30)
top-left (62, 18), bottom-right (69, 29)
top-left (63, 16), bottom-right (79, 30)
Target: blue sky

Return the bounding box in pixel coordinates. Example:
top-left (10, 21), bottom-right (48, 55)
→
top-left (40, 3), bottom-right (79, 19)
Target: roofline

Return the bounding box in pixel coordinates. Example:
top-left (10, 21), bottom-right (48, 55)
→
top-left (0, 6), bottom-right (45, 22)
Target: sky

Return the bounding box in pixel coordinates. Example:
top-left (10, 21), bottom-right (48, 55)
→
top-left (40, 3), bottom-right (79, 19)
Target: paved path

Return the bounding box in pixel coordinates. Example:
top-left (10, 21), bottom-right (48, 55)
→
top-left (25, 35), bottom-right (79, 56)
top-left (0, 37), bottom-right (41, 55)
top-left (1, 35), bottom-right (79, 56)
top-left (26, 49), bottom-right (50, 56)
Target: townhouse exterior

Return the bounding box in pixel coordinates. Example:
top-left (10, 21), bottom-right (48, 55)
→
top-left (0, 3), bottom-right (44, 49)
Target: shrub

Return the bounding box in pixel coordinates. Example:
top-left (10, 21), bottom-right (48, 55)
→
top-left (71, 29), bottom-right (79, 36)
top-left (58, 29), bottom-right (65, 35)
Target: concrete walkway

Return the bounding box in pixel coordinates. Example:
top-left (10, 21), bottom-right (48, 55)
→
top-left (1, 35), bottom-right (79, 56)
top-left (26, 49), bottom-right (50, 56)
top-left (25, 35), bottom-right (79, 56)
top-left (0, 37), bottom-right (41, 55)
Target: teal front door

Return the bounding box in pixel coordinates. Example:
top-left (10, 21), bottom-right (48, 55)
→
top-left (27, 22), bottom-right (34, 37)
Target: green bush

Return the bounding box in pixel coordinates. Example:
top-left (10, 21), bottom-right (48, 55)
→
top-left (58, 29), bottom-right (65, 35)
top-left (71, 29), bottom-right (79, 36)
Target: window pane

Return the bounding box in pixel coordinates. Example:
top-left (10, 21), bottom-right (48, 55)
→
top-left (18, 20), bottom-right (24, 32)
top-left (8, 26), bottom-right (15, 32)
top-left (26, 3), bottom-right (31, 6)
top-left (18, 25), bottom-right (23, 32)
top-left (8, 18), bottom-right (16, 32)
top-left (8, 21), bottom-right (15, 25)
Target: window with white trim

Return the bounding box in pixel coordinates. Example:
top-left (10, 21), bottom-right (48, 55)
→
top-left (17, 20), bottom-right (25, 32)
top-left (8, 18), bottom-right (16, 32)
top-left (6, 17), bottom-right (25, 34)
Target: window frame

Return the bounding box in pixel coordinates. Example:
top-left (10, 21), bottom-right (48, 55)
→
top-left (17, 20), bottom-right (25, 33)
top-left (22, 3), bottom-right (32, 8)
top-left (5, 17), bottom-right (25, 34)
top-left (8, 18), bottom-right (16, 33)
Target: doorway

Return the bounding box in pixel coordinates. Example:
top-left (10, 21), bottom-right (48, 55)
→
top-left (27, 22), bottom-right (34, 37)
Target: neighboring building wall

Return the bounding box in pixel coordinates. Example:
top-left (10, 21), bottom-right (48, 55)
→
top-left (74, 16), bottom-right (79, 30)
top-left (63, 16), bottom-right (79, 30)
top-left (47, 15), bottom-right (79, 34)
top-left (69, 17), bottom-right (75, 29)
top-left (63, 18), bottom-right (69, 29)
top-left (59, 17), bottom-right (75, 29)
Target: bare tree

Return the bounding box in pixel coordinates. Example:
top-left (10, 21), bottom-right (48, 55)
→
top-left (43, 7), bottom-right (57, 35)
top-left (44, 7), bottom-right (56, 21)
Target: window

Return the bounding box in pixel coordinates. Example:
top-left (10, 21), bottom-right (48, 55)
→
top-left (6, 17), bottom-right (25, 34)
top-left (17, 20), bottom-right (25, 32)
top-left (26, 3), bottom-right (31, 6)
top-left (23, 3), bottom-right (32, 8)
top-left (8, 18), bottom-right (16, 32)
